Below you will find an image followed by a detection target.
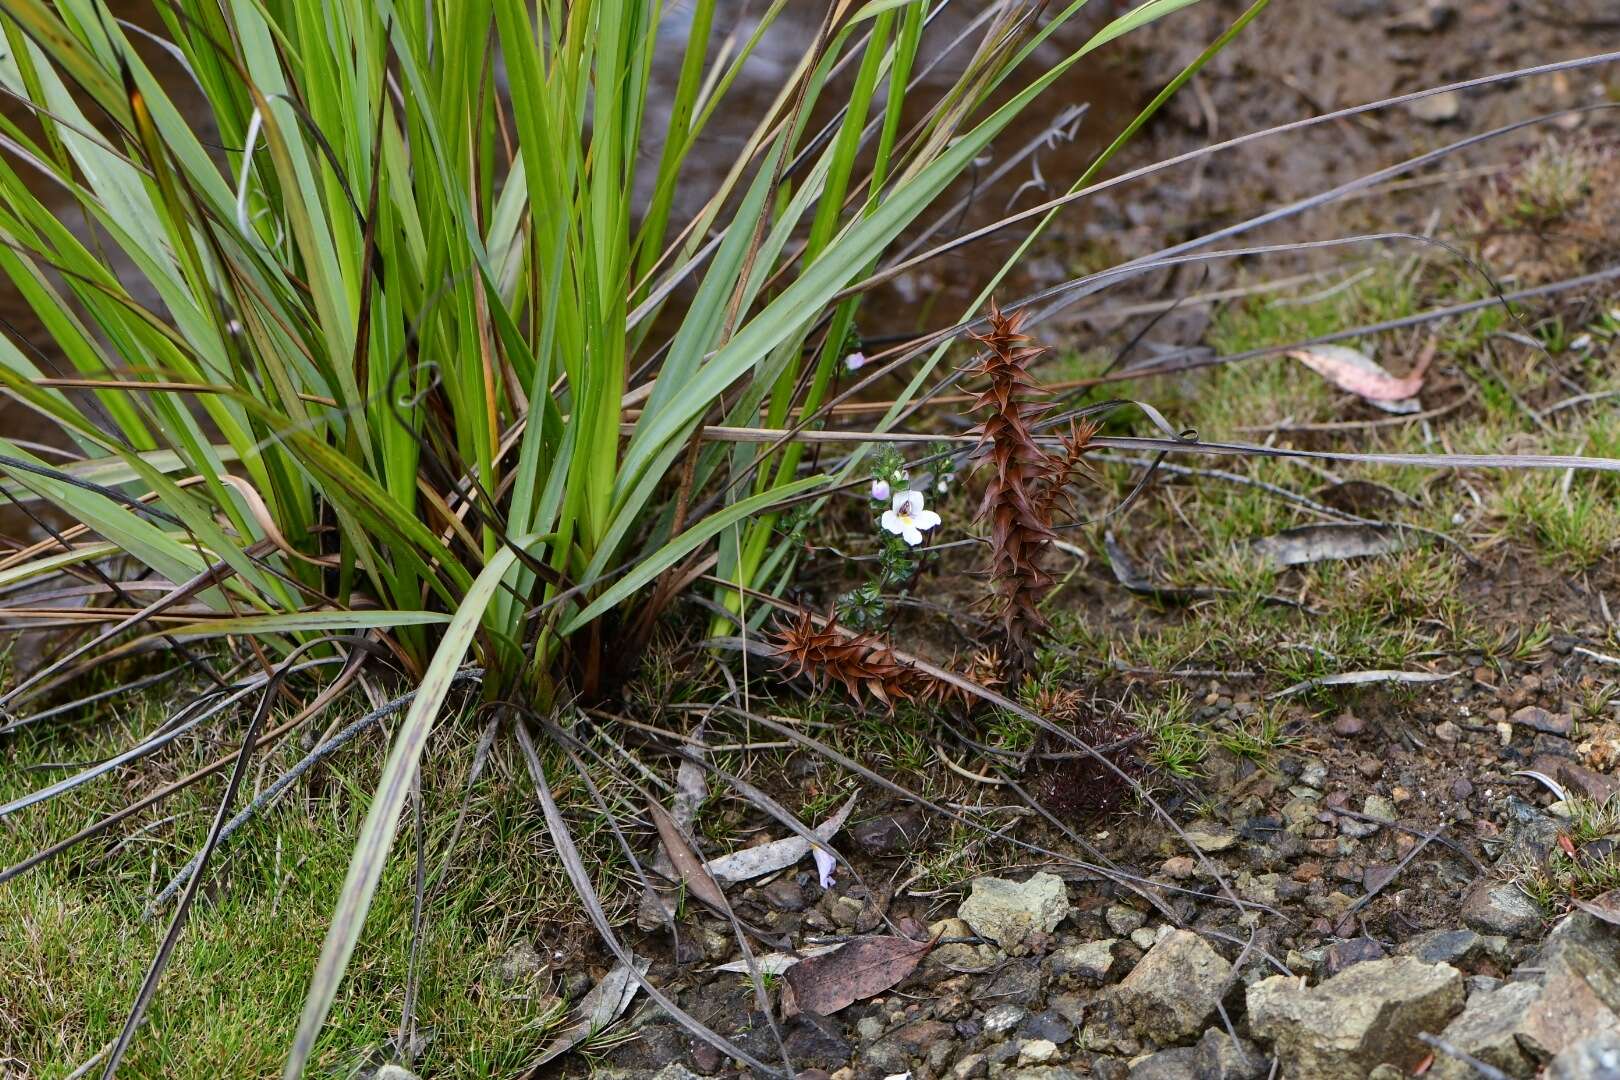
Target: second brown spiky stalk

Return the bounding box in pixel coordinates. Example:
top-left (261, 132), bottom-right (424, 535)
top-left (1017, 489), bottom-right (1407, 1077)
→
top-left (968, 302), bottom-right (1097, 659)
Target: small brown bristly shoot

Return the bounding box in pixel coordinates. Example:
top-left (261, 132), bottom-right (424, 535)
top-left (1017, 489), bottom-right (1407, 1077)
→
top-left (768, 612), bottom-right (993, 712)
top-left (967, 301), bottom-right (1098, 661)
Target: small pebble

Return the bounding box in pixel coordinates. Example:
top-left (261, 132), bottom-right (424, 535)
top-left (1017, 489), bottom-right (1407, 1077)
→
top-left (982, 1004), bottom-right (1026, 1039)
top-left (1161, 856), bottom-right (1196, 879)
top-left (1019, 1038), bottom-right (1058, 1065)
top-left (1104, 904), bottom-right (1146, 936)
top-left (1434, 720), bottom-right (1461, 743)
top-left (1333, 712), bottom-right (1366, 737)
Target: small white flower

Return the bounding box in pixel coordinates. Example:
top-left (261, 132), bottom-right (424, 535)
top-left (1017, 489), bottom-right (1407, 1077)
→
top-left (1571, 333), bottom-right (1593, 352)
top-left (871, 478), bottom-right (891, 502)
top-left (880, 490), bottom-right (941, 546)
top-left (845, 350), bottom-right (867, 372)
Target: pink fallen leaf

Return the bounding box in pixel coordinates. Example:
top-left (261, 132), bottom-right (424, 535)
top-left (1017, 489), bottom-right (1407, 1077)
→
top-left (782, 934), bottom-right (931, 1017)
top-left (1287, 342), bottom-right (1434, 412)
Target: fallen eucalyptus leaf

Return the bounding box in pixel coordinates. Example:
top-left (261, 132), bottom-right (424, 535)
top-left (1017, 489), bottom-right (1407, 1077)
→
top-left (647, 798), bottom-right (730, 912)
top-left (1271, 669), bottom-right (1456, 698)
top-left (1513, 769), bottom-right (1569, 803)
top-left (782, 934), bottom-right (930, 1016)
top-left (1250, 524), bottom-right (1407, 567)
top-left (526, 956), bottom-right (649, 1069)
top-left (705, 794), bottom-right (856, 885)
top-left (1288, 343), bottom-right (1432, 413)
top-left (637, 723), bottom-right (710, 930)
top-left (710, 943), bottom-right (843, 975)
top-left (1104, 530), bottom-right (1213, 602)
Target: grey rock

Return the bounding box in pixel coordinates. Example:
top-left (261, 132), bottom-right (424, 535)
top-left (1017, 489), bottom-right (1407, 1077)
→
top-left (1184, 822), bottom-right (1240, 852)
top-left (1499, 797), bottom-right (1563, 867)
top-left (1246, 958), bottom-right (1464, 1078)
top-left (1322, 937), bottom-right (1386, 978)
top-left (1511, 705), bottom-right (1572, 736)
top-left (928, 916), bottom-right (999, 971)
top-left (650, 1067), bottom-right (706, 1080)
top-left (951, 1051), bottom-right (990, 1080)
top-left (759, 878), bottom-right (806, 911)
top-left (1051, 939), bottom-right (1117, 984)
top-left (959, 873), bottom-right (1071, 956)
top-left (1002, 1069), bottom-right (1083, 1080)
top-left (1332, 712), bottom-right (1366, 737)
top-left (1300, 762), bottom-right (1328, 790)
top-left (373, 1068), bottom-right (422, 1080)
top-left (497, 939), bottom-right (542, 985)
top-left (1541, 909), bottom-right (1620, 972)
top-left (786, 1014), bottom-right (851, 1070)
top-left (1339, 816), bottom-right (1380, 839)
top-left (1396, 929), bottom-right (1485, 966)
top-left (1461, 881), bottom-right (1542, 937)
top-left (1022, 1010), bottom-right (1075, 1046)
top-left (850, 808), bottom-right (926, 857)
top-left (1407, 91), bottom-right (1461, 124)
top-left (1114, 930), bottom-right (1233, 1044)
top-left (1106, 904), bottom-right (1147, 936)
top-left (856, 1015), bottom-right (886, 1042)
top-left (1128, 1047), bottom-right (1199, 1079)
top-left (984, 1004), bottom-right (1028, 1040)
top-left (1092, 1057), bottom-right (1131, 1080)
top-left (1362, 796), bottom-right (1397, 823)
top-left (1426, 981), bottom-right (1541, 1080)
top-left (864, 1019), bottom-right (953, 1073)
top-left (983, 958), bottom-right (1048, 1006)
top-left (1194, 1028), bottom-right (1267, 1080)
top-left (1130, 927), bottom-right (1160, 950)
top-left (1519, 916), bottom-right (1620, 1061)
top-left (1547, 1029), bottom-right (1620, 1080)
top-left (1019, 1038), bottom-right (1059, 1065)
top-left (1049, 992), bottom-right (1087, 1028)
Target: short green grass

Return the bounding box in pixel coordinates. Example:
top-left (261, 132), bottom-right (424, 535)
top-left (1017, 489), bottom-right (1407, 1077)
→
top-left (0, 694), bottom-right (581, 1078)
top-left (1033, 144), bottom-right (1620, 772)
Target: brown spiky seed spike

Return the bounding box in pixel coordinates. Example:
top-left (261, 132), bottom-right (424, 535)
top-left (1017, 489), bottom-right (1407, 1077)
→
top-left (769, 612), bottom-right (918, 710)
top-left (769, 613), bottom-right (988, 712)
top-left (967, 300), bottom-right (1090, 658)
